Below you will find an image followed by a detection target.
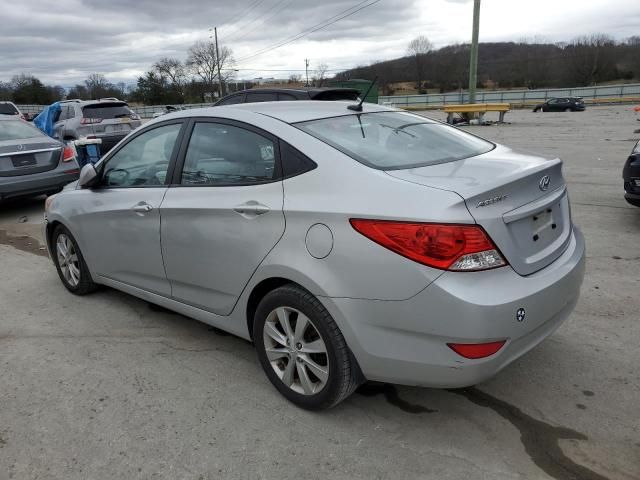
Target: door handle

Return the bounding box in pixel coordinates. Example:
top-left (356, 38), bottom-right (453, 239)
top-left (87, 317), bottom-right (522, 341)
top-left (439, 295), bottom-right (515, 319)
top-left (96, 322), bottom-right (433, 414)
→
top-left (132, 202), bottom-right (153, 214)
top-left (233, 201), bottom-right (270, 217)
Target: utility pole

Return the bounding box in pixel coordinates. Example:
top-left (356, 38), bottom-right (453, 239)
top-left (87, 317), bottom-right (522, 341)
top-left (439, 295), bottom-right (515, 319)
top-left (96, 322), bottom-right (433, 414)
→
top-left (214, 27), bottom-right (224, 98)
top-left (304, 58), bottom-right (310, 87)
top-left (468, 0), bottom-right (481, 104)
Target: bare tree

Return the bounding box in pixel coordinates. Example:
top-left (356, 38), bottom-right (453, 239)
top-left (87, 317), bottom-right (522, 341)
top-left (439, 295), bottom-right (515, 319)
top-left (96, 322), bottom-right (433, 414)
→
top-left (186, 41), bottom-right (234, 98)
top-left (407, 35), bottom-right (433, 93)
top-left (565, 34), bottom-right (617, 86)
top-left (288, 74), bottom-right (302, 84)
top-left (154, 58), bottom-right (186, 87)
top-left (84, 73), bottom-right (112, 98)
top-left (314, 63), bottom-right (329, 87)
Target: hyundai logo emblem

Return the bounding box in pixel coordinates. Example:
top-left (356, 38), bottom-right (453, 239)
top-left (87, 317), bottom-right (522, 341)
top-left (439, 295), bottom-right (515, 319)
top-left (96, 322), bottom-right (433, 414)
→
top-left (539, 175), bottom-right (551, 191)
top-left (516, 308), bottom-right (526, 322)
top-left (17, 144), bottom-right (24, 151)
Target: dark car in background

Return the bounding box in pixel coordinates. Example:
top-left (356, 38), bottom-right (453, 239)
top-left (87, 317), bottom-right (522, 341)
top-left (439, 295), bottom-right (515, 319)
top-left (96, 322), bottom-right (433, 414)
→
top-left (0, 116), bottom-right (79, 201)
top-left (533, 97), bottom-right (586, 112)
top-left (52, 98), bottom-right (141, 154)
top-left (215, 87), bottom-right (360, 106)
top-left (0, 101), bottom-right (24, 119)
top-left (623, 140), bottom-right (640, 207)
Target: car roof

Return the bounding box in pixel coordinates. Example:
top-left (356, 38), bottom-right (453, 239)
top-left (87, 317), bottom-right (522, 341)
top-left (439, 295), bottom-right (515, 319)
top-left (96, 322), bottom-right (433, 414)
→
top-left (206, 100), bottom-right (396, 123)
top-left (229, 87), bottom-right (359, 96)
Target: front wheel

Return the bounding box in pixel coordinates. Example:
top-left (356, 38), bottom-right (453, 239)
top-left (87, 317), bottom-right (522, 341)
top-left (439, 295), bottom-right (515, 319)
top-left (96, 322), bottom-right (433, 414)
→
top-left (564, 107), bottom-right (572, 112)
top-left (51, 224), bottom-right (98, 295)
top-left (254, 285), bottom-right (361, 410)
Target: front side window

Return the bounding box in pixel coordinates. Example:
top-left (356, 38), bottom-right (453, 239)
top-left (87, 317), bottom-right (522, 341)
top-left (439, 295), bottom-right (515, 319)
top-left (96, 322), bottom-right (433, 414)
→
top-left (180, 122), bottom-right (276, 185)
top-left (101, 123), bottom-right (181, 187)
top-left (296, 112), bottom-right (494, 170)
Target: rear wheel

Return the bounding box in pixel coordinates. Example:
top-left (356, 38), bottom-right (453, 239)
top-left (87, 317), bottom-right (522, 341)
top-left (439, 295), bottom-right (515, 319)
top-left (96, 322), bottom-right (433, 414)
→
top-left (254, 285), bottom-right (361, 410)
top-left (51, 225), bottom-right (98, 295)
top-left (564, 107), bottom-right (572, 112)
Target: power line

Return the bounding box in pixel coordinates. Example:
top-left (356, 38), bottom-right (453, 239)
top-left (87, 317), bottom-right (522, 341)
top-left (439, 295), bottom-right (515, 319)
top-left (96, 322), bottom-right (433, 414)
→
top-left (218, 0), bottom-right (270, 37)
top-left (225, 0), bottom-right (297, 43)
top-left (217, 0), bottom-right (264, 33)
top-left (235, 0), bottom-right (381, 64)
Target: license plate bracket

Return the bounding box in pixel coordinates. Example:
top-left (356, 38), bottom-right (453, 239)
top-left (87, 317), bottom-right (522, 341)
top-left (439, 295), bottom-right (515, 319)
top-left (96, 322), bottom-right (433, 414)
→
top-left (531, 207), bottom-right (556, 242)
top-left (11, 154), bottom-right (37, 168)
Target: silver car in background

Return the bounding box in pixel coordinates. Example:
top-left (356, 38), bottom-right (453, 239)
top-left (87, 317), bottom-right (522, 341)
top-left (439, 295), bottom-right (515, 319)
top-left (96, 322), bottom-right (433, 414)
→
top-left (44, 101), bottom-right (585, 410)
top-left (52, 98), bottom-right (141, 154)
top-left (0, 116), bottom-right (79, 201)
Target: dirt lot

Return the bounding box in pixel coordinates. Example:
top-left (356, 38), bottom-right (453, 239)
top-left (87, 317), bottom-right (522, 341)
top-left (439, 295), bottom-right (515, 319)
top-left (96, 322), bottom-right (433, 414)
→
top-left (0, 105), bottom-right (639, 480)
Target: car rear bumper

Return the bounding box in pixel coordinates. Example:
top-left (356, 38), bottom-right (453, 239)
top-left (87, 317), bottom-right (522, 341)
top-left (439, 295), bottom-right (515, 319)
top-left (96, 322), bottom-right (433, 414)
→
top-left (0, 169), bottom-right (80, 200)
top-left (624, 191), bottom-right (640, 207)
top-left (321, 226), bottom-right (586, 387)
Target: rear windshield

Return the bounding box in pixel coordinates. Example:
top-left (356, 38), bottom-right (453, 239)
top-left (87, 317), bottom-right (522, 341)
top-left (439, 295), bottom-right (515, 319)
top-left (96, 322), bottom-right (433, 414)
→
top-left (82, 103), bottom-right (133, 119)
top-left (0, 120), bottom-right (45, 141)
top-left (0, 104), bottom-right (19, 115)
top-left (295, 111), bottom-right (494, 170)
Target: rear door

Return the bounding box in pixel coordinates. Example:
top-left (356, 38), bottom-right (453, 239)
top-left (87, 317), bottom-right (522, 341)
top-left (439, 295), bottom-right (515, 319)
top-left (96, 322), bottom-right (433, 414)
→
top-left (160, 118), bottom-right (285, 315)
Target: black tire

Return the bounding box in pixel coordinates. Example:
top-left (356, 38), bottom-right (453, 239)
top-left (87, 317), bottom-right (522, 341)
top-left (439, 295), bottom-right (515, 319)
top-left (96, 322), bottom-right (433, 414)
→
top-left (564, 108), bottom-right (572, 112)
top-left (253, 284), bottom-right (361, 410)
top-left (51, 224), bottom-right (98, 295)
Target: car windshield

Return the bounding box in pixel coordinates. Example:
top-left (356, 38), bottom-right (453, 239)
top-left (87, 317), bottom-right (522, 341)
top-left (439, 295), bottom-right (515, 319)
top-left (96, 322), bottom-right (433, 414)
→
top-left (0, 120), bottom-right (44, 141)
top-left (82, 103), bottom-right (134, 119)
top-left (295, 111), bottom-right (494, 170)
top-left (0, 104), bottom-right (19, 115)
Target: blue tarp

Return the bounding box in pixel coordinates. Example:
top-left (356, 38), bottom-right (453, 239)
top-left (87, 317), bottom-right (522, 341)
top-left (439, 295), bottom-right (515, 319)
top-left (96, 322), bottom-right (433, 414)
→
top-left (33, 102), bottom-right (61, 137)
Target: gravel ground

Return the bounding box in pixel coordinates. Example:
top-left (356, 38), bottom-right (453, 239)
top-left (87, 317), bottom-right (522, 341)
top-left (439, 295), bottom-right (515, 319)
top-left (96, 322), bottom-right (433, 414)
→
top-left (0, 105), bottom-right (638, 480)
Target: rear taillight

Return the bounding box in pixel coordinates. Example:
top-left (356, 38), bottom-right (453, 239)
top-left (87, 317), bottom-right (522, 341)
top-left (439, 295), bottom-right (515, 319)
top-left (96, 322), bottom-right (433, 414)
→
top-left (62, 145), bottom-right (76, 162)
top-left (350, 219), bottom-right (507, 271)
top-left (130, 114), bottom-right (140, 120)
top-left (80, 117), bottom-right (102, 125)
top-left (447, 341), bottom-right (506, 359)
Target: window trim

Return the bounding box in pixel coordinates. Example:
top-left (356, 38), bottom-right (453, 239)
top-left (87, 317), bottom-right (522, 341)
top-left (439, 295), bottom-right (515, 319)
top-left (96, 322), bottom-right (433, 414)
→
top-left (170, 117), bottom-right (283, 188)
top-left (217, 93), bottom-right (246, 106)
top-left (91, 119), bottom-right (187, 190)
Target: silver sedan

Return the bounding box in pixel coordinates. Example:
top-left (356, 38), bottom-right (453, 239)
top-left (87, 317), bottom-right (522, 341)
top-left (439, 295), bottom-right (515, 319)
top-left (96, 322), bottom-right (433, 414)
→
top-left (44, 101), bottom-right (585, 409)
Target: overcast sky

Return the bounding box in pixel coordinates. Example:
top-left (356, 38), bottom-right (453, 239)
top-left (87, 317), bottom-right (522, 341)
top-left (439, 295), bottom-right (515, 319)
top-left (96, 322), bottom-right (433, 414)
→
top-left (2, 0), bottom-right (639, 87)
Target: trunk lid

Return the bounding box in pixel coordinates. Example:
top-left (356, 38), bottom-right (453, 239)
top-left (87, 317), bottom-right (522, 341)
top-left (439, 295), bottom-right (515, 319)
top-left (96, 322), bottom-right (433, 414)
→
top-left (386, 144), bottom-right (572, 276)
top-left (0, 137), bottom-right (62, 177)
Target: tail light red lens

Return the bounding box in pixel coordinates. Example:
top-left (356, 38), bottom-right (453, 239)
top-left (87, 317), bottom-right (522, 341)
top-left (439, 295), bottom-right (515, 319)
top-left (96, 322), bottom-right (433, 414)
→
top-left (349, 219), bottom-right (506, 271)
top-left (62, 145), bottom-right (76, 162)
top-left (80, 117), bottom-right (102, 125)
top-left (448, 341), bottom-right (506, 359)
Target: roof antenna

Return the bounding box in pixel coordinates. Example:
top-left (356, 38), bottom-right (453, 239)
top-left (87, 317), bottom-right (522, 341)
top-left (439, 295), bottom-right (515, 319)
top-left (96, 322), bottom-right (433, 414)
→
top-left (348, 77), bottom-right (378, 112)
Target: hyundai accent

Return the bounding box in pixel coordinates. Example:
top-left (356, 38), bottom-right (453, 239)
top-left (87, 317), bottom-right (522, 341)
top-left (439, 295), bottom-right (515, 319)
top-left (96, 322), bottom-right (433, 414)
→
top-left (44, 101), bottom-right (585, 410)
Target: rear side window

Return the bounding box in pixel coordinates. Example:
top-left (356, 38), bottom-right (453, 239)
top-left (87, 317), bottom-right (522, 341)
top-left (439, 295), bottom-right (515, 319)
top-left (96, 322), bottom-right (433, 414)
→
top-left (278, 93), bottom-right (298, 101)
top-left (280, 142), bottom-right (317, 178)
top-left (0, 104), bottom-right (19, 115)
top-left (0, 120), bottom-right (45, 141)
top-left (246, 92), bottom-right (277, 103)
top-left (83, 103), bottom-right (133, 119)
top-left (217, 94), bottom-right (245, 106)
top-left (312, 90), bottom-right (359, 101)
top-left (296, 111), bottom-right (494, 170)
top-left (180, 122), bottom-right (277, 185)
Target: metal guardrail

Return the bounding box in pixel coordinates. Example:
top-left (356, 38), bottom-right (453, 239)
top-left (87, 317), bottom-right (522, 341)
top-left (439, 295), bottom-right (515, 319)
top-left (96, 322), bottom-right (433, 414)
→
top-left (16, 83), bottom-right (640, 117)
top-left (378, 83), bottom-right (640, 107)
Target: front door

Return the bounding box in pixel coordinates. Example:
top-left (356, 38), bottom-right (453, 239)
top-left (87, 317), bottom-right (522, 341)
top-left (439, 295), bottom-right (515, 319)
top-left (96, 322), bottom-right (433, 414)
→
top-left (73, 121), bottom-right (184, 295)
top-left (160, 120), bottom-right (285, 315)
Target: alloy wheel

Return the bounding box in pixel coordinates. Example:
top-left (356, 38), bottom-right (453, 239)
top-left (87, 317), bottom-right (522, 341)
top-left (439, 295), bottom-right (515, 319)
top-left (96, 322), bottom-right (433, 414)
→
top-left (262, 306), bottom-right (329, 395)
top-left (56, 233), bottom-right (80, 287)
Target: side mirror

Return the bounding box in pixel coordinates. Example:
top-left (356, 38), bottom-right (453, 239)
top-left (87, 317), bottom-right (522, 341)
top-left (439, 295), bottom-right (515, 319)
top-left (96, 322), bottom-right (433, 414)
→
top-left (78, 164), bottom-right (98, 189)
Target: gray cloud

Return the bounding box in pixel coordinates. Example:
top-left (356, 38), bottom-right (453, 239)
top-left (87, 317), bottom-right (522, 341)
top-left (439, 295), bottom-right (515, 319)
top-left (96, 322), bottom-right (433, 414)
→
top-left (1, 0), bottom-right (638, 86)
